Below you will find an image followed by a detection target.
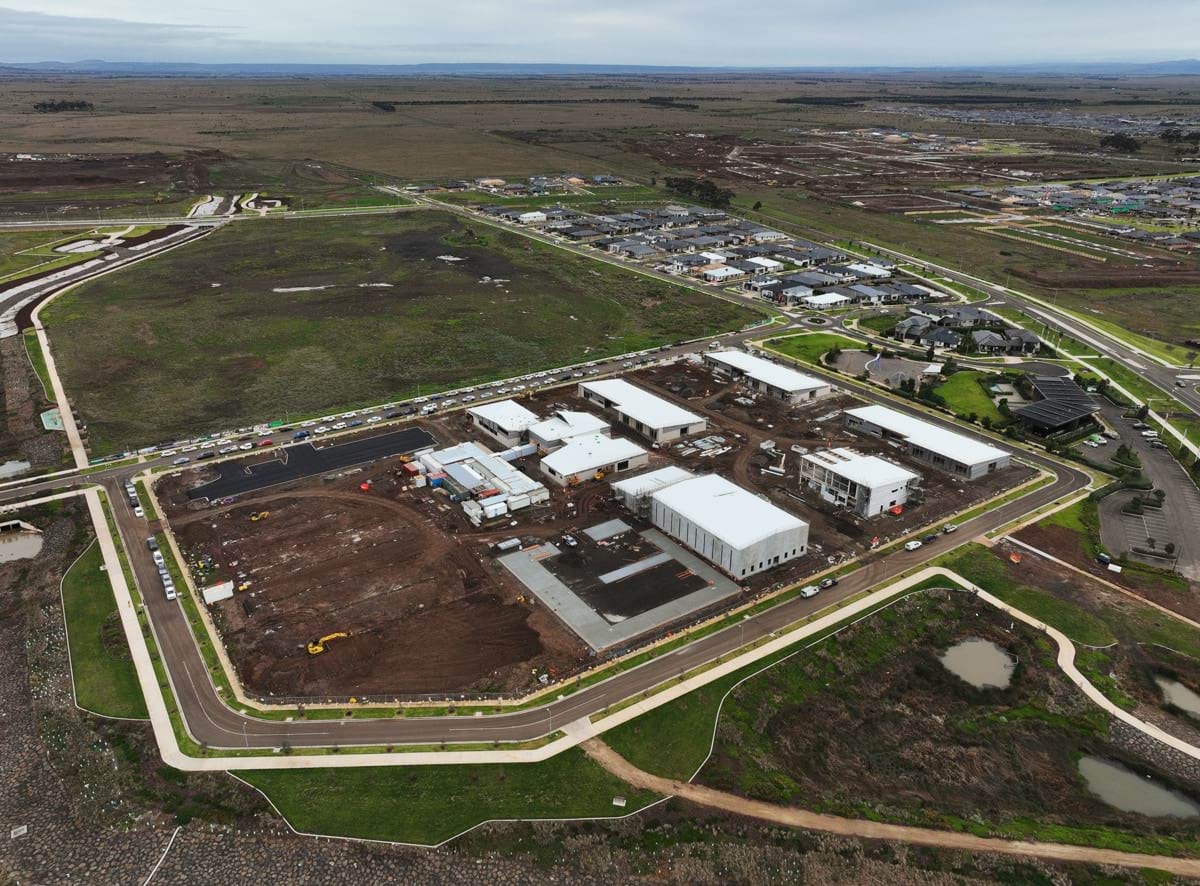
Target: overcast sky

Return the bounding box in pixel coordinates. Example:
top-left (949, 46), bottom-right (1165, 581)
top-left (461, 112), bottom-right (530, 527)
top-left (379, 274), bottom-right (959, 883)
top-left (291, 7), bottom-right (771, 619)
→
top-left (0, 1), bottom-right (1196, 67)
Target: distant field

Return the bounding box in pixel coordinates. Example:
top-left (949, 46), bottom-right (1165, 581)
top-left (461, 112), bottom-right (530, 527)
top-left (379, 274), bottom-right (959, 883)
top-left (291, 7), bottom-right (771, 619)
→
top-left (44, 209), bottom-right (754, 453)
top-left (207, 158), bottom-right (407, 211)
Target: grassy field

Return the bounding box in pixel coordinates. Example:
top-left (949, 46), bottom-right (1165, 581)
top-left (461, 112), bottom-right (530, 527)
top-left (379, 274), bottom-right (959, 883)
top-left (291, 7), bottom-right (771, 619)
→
top-left (940, 541), bottom-right (1199, 655)
top-left (856, 314), bottom-right (899, 335)
top-left (207, 158), bottom-right (407, 211)
top-left (239, 748), bottom-right (660, 844)
top-left (934, 370), bottom-right (1004, 423)
top-left (44, 209), bottom-right (753, 453)
top-left (60, 539), bottom-right (148, 719)
top-left (763, 332), bottom-right (862, 365)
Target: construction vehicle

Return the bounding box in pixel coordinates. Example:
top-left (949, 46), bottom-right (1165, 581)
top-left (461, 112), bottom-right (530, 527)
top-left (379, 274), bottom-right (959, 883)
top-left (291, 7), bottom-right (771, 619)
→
top-left (307, 631), bottom-right (349, 655)
top-left (249, 511), bottom-right (270, 522)
top-left (593, 470), bottom-right (606, 481)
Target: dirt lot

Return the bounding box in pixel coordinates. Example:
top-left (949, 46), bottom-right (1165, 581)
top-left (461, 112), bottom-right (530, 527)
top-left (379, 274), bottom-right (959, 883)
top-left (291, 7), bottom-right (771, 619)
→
top-left (0, 150), bottom-right (215, 217)
top-left (630, 130), bottom-right (1147, 211)
top-left (156, 455), bottom-right (588, 700)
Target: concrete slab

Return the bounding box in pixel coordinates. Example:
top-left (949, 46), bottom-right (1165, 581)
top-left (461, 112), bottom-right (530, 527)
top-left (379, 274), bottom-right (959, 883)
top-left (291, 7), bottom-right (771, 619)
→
top-left (499, 530), bottom-right (741, 652)
top-left (584, 518), bottom-right (632, 542)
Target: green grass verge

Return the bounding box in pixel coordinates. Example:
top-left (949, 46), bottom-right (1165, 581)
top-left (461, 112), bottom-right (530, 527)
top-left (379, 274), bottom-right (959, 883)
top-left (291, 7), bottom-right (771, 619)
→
top-left (61, 539), bottom-right (148, 718)
top-left (239, 748), bottom-right (661, 845)
top-left (763, 332), bottom-right (862, 365)
top-left (22, 329), bottom-right (54, 402)
top-left (934, 371), bottom-right (1003, 424)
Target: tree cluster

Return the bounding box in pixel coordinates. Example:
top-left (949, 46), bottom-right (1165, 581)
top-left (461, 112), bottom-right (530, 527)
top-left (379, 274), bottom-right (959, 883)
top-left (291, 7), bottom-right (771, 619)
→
top-left (33, 100), bottom-right (93, 113)
top-left (663, 176), bottom-right (735, 209)
top-left (1099, 133), bottom-right (1141, 153)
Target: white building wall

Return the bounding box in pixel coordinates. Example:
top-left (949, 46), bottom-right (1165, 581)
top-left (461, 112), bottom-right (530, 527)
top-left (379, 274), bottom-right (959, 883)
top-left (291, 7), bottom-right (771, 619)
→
top-left (649, 498), bottom-right (808, 578)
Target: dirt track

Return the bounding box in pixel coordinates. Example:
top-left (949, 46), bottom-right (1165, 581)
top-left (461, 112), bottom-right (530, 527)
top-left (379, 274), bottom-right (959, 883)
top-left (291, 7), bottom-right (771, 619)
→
top-left (582, 739), bottom-right (1200, 877)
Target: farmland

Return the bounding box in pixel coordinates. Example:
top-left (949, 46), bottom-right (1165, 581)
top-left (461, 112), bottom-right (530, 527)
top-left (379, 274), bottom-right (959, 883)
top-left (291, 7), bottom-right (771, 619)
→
top-left (42, 208), bottom-right (753, 453)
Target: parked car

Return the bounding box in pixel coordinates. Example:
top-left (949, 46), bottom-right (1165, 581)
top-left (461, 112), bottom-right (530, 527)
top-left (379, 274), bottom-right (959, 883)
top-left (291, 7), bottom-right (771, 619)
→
top-left (293, 430), bottom-right (310, 441)
top-left (172, 456), bottom-right (190, 465)
top-left (942, 523), bottom-right (958, 534)
top-left (818, 577), bottom-right (838, 590)
top-left (219, 446), bottom-right (237, 454)
top-left (922, 533), bottom-right (939, 545)
top-left (332, 422), bottom-right (347, 430)
top-left (239, 442), bottom-right (254, 450)
top-left (904, 540), bottom-right (923, 552)
top-left (347, 420), bottom-right (363, 428)
top-left (146, 538), bottom-right (159, 552)
top-left (799, 585), bottom-right (820, 598)
top-left (258, 439), bottom-right (273, 447)
top-left (367, 415), bottom-right (382, 423)
top-left (197, 451), bottom-right (216, 460)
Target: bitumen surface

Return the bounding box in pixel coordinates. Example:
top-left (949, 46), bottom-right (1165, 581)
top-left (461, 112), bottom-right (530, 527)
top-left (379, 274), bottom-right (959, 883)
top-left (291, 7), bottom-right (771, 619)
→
top-left (186, 426), bottom-right (437, 500)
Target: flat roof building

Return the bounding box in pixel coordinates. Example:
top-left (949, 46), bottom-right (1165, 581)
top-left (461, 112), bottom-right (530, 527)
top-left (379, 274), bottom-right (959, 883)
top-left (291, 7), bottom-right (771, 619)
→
top-left (579, 379), bottom-right (706, 443)
top-left (528, 410), bottom-right (610, 452)
top-left (610, 465), bottom-right (694, 511)
top-left (703, 350), bottom-right (833, 404)
top-left (539, 434), bottom-right (648, 487)
top-left (798, 447), bottom-right (920, 517)
top-left (843, 404), bottom-right (1010, 480)
top-left (649, 474), bottom-right (808, 579)
top-left (468, 399), bottom-right (540, 447)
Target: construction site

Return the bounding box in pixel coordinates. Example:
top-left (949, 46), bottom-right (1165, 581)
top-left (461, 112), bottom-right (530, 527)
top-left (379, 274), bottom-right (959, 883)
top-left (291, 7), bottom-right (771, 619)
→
top-left (631, 130), bottom-right (1133, 211)
top-left (154, 357), bottom-right (1030, 701)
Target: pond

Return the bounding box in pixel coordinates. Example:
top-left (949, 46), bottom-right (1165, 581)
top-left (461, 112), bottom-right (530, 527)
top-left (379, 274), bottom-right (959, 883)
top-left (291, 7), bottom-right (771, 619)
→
top-left (940, 637), bottom-right (1016, 689)
top-left (0, 531), bottom-right (43, 563)
top-left (1156, 676), bottom-right (1200, 718)
top-left (1079, 756), bottom-right (1200, 818)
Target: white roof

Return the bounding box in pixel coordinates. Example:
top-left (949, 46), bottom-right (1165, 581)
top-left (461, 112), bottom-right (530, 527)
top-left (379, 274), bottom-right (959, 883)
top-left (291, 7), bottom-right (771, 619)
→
top-left (707, 350), bottom-right (829, 394)
top-left (468, 399), bottom-right (540, 432)
top-left (580, 379), bottom-right (703, 430)
top-left (704, 266), bottom-right (743, 279)
top-left (611, 465), bottom-right (694, 499)
top-left (802, 292), bottom-right (850, 306)
top-left (651, 474), bottom-right (807, 551)
top-left (845, 404), bottom-right (1008, 467)
top-left (746, 256), bottom-right (783, 269)
top-left (845, 262), bottom-right (891, 277)
top-left (801, 447), bottom-right (919, 488)
top-left (541, 434), bottom-right (646, 476)
top-left (528, 410), bottom-right (609, 444)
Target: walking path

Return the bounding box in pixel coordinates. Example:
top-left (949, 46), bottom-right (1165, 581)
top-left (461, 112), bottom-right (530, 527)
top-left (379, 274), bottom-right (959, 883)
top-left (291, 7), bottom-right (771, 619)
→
top-left (581, 739), bottom-right (1200, 877)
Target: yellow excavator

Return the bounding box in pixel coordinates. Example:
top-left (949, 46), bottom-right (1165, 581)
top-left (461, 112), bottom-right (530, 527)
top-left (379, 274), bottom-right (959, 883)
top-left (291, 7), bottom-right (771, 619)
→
top-left (307, 632), bottom-right (349, 655)
top-left (249, 511), bottom-right (270, 522)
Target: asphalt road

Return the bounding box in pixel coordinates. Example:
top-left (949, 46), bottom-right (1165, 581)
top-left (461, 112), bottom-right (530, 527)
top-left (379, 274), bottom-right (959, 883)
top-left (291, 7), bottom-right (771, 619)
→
top-left (102, 362), bottom-right (1088, 751)
top-left (187, 426), bottom-right (437, 500)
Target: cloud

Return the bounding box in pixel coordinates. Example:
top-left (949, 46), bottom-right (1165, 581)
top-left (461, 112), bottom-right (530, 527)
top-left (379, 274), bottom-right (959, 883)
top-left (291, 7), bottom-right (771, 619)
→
top-left (0, 1), bottom-right (1196, 66)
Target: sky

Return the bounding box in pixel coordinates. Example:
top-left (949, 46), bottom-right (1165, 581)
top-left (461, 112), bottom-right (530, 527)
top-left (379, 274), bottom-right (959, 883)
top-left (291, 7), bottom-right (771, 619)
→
top-left (0, 1), bottom-right (1197, 68)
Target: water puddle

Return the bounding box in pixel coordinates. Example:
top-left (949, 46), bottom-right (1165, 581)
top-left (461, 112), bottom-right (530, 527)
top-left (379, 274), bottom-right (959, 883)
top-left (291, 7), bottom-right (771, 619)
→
top-left (0, 460), bottom-right (32, 479)
top-left (940, 637), bottom-right (1015, 689)
top-left (1156, 677), bottom-right (1200, 718)
top-left (1079, 756), bottom-right (1200, 818)
top-left (0, 528), bottom-right (43, 563)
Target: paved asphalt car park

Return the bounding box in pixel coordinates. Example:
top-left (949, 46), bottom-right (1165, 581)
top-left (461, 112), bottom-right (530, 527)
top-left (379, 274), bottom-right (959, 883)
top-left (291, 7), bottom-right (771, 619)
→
top-left (186, 426), bottom-right (438, 500)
